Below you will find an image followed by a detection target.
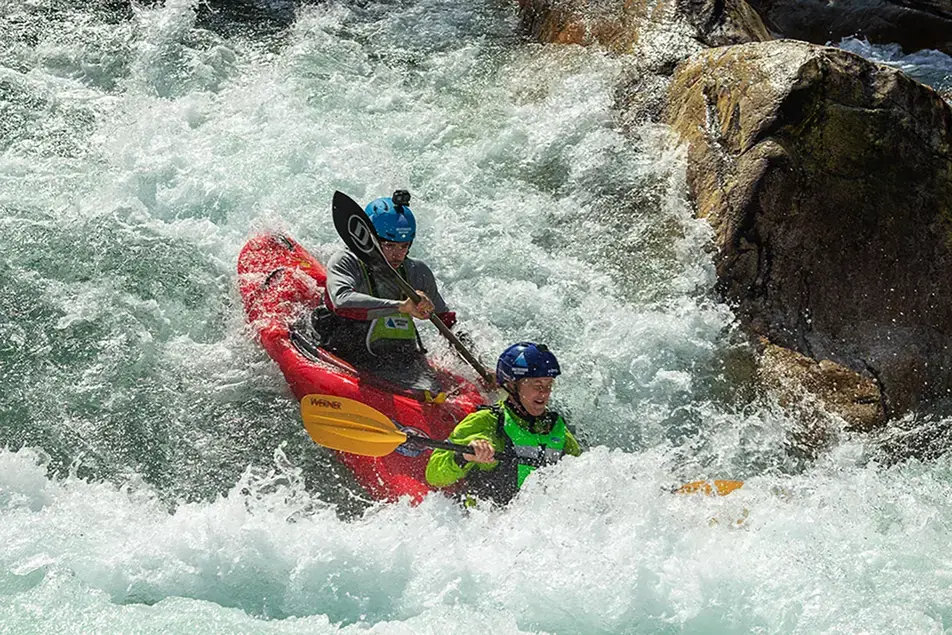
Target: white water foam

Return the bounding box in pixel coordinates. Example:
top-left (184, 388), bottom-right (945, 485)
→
top-left (838, 36), bottom-right (952, 95)
top-left (3, 447), bottom-right (952, 633)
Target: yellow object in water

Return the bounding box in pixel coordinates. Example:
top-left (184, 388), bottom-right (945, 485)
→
top-left (675, 479), bottom-right (745, 496)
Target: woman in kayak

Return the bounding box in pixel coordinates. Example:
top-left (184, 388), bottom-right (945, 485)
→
top-left (425, 342), bottom-right (582, 505)
top-left (312, 190), bottom-right (458, 366)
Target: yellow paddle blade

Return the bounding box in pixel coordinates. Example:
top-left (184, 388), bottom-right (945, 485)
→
top-left (675, 479), bottom-right (745, 496)
top-left (300, 394), bottom-right (409, 457)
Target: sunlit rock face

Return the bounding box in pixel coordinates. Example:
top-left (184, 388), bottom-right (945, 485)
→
top-left (517, 0), bottom-right (770, 58)
top-left (517, 2), bottom-right (952, 427)
top-left (758, 339), bottom-right (885, 431)
top-left (664, 40), bottom-right (952, 419)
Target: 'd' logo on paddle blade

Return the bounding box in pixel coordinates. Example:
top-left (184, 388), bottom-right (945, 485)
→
top-left (348, 216), bottom-right (376, 255)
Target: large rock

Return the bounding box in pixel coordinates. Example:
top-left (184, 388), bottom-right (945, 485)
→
top-left (519, 0), bottom-right (772, 127)
top-left (745, 0), bottom-right (952, 55)
top-left (758, 340), bottom-right (885, 430)
top-left (518, 0), bottom-right (771, 63)
top-left (664, 40), bottom-right (952, 418)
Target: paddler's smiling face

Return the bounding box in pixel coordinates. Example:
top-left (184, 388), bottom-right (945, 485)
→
top-left (516, 377), bottom-right (555, 417)
top-left (380, 240), bottom-right (410, 268)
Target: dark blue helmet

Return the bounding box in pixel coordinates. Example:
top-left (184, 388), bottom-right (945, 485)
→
top-left (365, 190), bottom-right (416, 243)
top-left (496, 342), bottom-right (561, 386)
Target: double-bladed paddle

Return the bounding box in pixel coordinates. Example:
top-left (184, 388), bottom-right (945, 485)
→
top-left (300, 393), bottom-right (743, 495)
top-left (301, 393), bottom-right (504, 459)
top-left (331, 190), bottom-right (494, 385)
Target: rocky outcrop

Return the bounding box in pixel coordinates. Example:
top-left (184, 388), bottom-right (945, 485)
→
top-left (744, 0), bottom-right (952, 55)
top-left (517, 2), bottom-right (952, 427)
top-left (758, 340), bottom-right (885, 430)
top-left (518, 0), bottom-right (772, 129)
top-left (664, 40), bottom-right (952, 418)
top-left (518, 0), bottom-right (771, 62)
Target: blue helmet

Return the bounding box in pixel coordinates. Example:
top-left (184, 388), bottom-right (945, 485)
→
top-left (365, 190), bottom-right (416, 243)
top-left (496, 342), bottom-right (561, 386)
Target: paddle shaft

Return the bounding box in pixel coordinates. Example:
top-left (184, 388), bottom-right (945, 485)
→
top-left (386, 269), bottom-right (494, 385)
top-left (407, 435), bottom-right (506, 460)
top-left (414, 437), bottom-right (738, 486)
top-left (332, 191), bottom-right (494, 385)
top-left (303, 395), bottom-right (743, 495)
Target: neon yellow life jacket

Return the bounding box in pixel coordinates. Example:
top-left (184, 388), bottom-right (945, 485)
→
top-left (358, 261), bottom-right (420, 356)
top-left (501, 404), bottom-right (568, 488)
top-left (462, 402), bottom-right (568, 504)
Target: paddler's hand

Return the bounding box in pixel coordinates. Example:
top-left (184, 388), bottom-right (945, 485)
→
top-left (463, 439), bottom-right (496, 464)
top-left (399, 292), bottom-right (434, 320)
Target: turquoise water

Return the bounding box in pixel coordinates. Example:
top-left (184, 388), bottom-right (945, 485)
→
top-left (2, 1), bottom-right (951, 632)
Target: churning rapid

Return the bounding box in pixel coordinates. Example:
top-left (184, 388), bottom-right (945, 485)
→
top-left (2, 1), bottom-right (952, 632)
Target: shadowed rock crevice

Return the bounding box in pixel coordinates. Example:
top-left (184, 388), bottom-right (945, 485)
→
top-left (665, 42), bottom-right (952, 424)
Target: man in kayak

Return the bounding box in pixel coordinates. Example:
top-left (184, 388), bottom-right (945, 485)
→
top-left (425, 342), bottom-right (581, 505)
top-left (313, 190), bottom-right (458, 366)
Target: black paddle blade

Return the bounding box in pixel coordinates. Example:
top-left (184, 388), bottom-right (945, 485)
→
top-left (329, 189), bottom-right (488, 381)
top-left (332, 191), bottom-right (388, 272)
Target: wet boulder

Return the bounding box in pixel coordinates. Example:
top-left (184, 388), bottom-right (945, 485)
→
top-left (744, 0), bottom-right (952, 55)
top-left (758, 340), bottom-right (885, 430)
top-left (664, 39), bottom-right (952, 420)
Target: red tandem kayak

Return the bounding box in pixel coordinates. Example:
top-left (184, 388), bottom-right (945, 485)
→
top-left (237, 233), bottom-right (487, 503)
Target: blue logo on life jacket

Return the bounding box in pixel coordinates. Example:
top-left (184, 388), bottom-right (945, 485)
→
top-left (385, 317), bottom-right (409, 330)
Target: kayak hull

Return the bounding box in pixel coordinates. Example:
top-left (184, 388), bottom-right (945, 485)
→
top-left (237, 233), bottom-right (485, 503)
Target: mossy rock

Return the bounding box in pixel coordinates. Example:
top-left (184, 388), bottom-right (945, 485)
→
top-left (664, 40), bottom-right (952, 419)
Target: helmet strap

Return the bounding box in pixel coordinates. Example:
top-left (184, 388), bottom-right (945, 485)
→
top-left (504, 380), bottom-right (537, 421)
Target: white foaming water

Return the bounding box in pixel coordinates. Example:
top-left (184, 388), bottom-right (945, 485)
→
top-left (838, 36), bottom-right (952, 95)
top-left (2, 1), bottom-right (952, 632)
top-left (4, 445), bottom-right (952, 633)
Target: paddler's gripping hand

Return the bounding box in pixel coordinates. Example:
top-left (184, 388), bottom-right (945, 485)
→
top-left (463, 439), bottom-right (496, 464)
top-left (399, 291), bottom-right (434, 320)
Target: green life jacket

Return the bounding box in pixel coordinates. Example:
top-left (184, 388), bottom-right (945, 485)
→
top-left (463, 401), bottom-right (567, 505)
top-left (358, 261), bottom-right (422, 356)
top-left (503, 405), bottom-right (568, 488)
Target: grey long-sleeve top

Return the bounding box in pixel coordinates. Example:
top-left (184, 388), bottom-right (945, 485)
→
top-left (323, 249), bottom-right (449, 321)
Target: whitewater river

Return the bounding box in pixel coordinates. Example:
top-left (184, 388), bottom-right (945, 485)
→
top-left (2, 1), bottom-right (952, 632)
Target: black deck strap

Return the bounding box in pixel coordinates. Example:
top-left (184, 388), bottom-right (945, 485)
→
top-left (262, 267), bottom-right (286, 289)
top-left (273, 234), bottom-right (294, 251)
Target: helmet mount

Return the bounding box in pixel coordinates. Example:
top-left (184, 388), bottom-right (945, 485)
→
top-left (391, 189), bottom-right (411, 208)
top-left (364, 191), bottom-right (416, 243)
